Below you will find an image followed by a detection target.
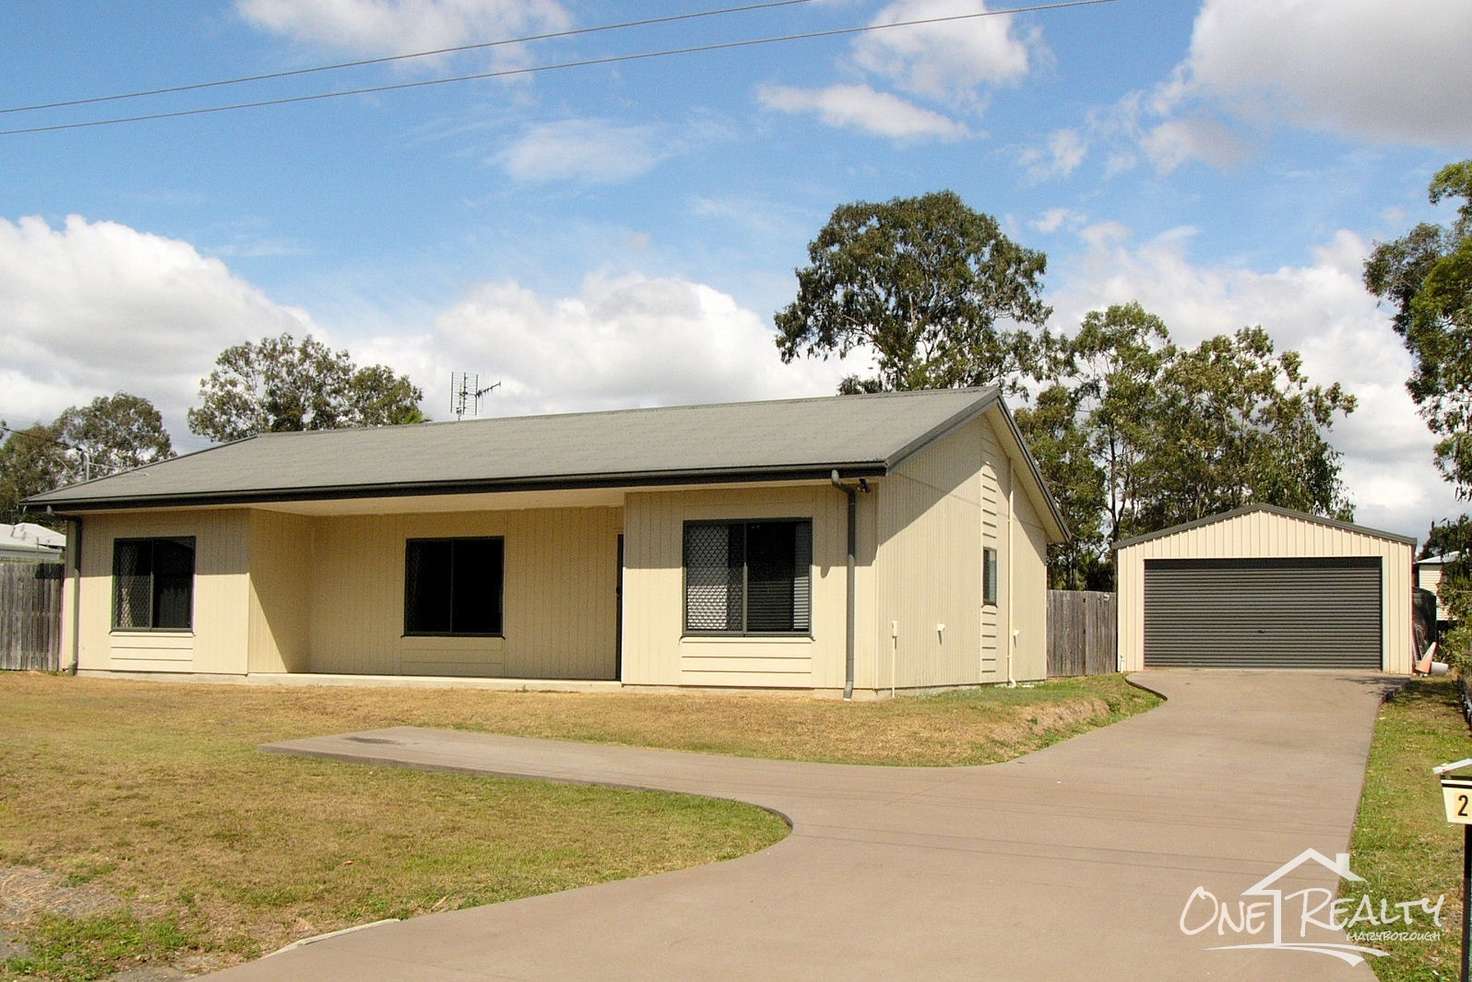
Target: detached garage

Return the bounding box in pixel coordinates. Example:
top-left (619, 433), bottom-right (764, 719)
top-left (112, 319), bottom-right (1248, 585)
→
top-left (1115, 504), bottom-right (1415, 674)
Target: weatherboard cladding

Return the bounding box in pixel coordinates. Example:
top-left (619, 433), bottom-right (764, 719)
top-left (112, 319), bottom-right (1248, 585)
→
top-left (29, 387), bottom-right (1004, 508)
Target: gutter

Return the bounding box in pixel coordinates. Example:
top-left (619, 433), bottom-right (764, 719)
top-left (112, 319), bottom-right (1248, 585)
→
top-left (28, 463), bottom-right (889, 514)
top-left (830, 470), bottom-right (870, 701)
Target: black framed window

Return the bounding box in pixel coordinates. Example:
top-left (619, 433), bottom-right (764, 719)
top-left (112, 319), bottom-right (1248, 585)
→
top-left (405, 537), bottom-right (504, 636)
top-left (112, 537), bottom-right (195, 631)
top-left (684, 520), bottom-right (811, 635)
top-left (983, 546), bottom-right (999, 605)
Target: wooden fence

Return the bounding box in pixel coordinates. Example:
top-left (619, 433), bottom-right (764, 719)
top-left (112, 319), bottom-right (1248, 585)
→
top-left (1046, 589), bottom-right (1117, 677)
top-left (1, 561), bottom-right (64, 672)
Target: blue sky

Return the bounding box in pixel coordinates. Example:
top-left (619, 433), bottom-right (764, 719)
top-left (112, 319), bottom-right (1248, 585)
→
top-left (2, 0), bottom-right (1469, 538)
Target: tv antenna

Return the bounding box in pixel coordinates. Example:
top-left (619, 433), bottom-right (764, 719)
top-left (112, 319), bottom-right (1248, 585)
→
top-left (450, 372), bottom-right (501, 420)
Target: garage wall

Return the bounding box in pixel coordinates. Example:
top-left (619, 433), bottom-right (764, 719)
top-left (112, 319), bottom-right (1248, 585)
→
top-left (1116, 509), bottom-right (1414, 673)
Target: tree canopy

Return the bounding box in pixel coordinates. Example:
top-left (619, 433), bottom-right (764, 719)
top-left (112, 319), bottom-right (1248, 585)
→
top-left (1365, 159), bottom-right (1472, 498)
top-left (187, 333), bottom-right (426, 443)
top-left (0, 393), bottom-right (174, 525)
top-left (0, 422), bottom-right (69, 526)
top-left (1368, 159), bottom-right (1472, 661)
top-left (774, 191), bottom-right (1052, 395)
top-left (1017, 308), bottom-right (1355, 588)
top-left (57, 393), bottom-right (174, 478)
top-left (775, 194), bottom-right (1360, 589)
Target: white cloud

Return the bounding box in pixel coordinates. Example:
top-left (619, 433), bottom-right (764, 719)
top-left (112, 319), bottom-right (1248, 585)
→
top-left (1077, 220), bottom-right (1130, 249)
top-left (756, 83), bottom-right (969, 141)
top-left (1184, 0), bottom-right (1472, 145)
top-left (0, 215), bottom-right (313, 443)
top-left (353, 273), bottom-right (856, 417)
top-left (494, 119), bottom-right (667, 184)
top-left (0, 217), bottom-right (860, 454)
top-left (852, 0), bottom-right (1036, 103)
top-left (236, 0), bottom-right (570, 62)
top-left (1030, 207), bottom-right (1085, 234)
top-left (1018, 128), bottom-right (1087, 182)
top-left (1139, 116), bottom-right (1250, 175)
top-left (1048, 223), bottom-right (1462, 538)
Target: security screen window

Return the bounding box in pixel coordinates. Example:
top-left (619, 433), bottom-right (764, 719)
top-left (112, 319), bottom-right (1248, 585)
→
top-left (684, 520), bottom-right (811, 634)
top-left (404, 537), bottom-right (504, 636)
top-left (112, 537), bottom-right (195, 630)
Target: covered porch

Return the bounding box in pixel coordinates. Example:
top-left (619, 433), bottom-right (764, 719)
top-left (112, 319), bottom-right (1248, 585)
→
top-left (247, 488), bottom-right (626, 681)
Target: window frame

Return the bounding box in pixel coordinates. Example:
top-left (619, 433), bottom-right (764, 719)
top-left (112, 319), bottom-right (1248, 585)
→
top-left (110, 536), bottom-right (197, 633)
top-left (402, 536), bottom-right (506, 639)
top-left (983, 546), bottom-right (999, 606)
top-left (681, 517), bottom-right (813, 638)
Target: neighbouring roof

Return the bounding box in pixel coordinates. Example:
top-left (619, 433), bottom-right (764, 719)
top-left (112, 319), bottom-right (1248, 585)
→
top-left (0, 522), bottom-right (65, 563)
top-left (25, 387), bottom-right (1067, 534)
top-left (1421, 551), bottom-right (1463, 566)
top-left (1111, 503), bottom-right (1417, 551)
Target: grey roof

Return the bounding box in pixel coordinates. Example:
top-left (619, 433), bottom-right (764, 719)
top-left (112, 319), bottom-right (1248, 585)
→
top-left (1111, 503), bottom-right (1417, 551)
top-left (1420, 551), bottom-right (1462, 565)
top-left (27, 388), bottom-right (1063, 533)
top-left (0, 522), bottom-right (65, 564)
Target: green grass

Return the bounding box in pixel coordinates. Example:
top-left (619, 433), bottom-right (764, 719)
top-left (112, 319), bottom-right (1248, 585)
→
top-left (4, 914), bottom-right (195, 982)
top-left (1347, 677), bottom-right (1468, 980)
top-left (0, 671), bottom-right (1155, 979)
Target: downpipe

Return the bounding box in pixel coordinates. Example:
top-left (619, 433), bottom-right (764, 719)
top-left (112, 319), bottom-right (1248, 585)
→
top-left (66, 512), bottom-right (81, 676)
top-left (830, 471), bottom-right (867, 701)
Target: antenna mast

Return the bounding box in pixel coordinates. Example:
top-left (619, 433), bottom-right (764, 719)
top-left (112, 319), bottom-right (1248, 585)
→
top-left (450, 372), bottom-right (502, 420)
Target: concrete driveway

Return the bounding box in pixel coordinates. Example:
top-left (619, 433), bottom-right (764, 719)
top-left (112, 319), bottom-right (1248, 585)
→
top-left (214, 670), bottom-right (1397, 981)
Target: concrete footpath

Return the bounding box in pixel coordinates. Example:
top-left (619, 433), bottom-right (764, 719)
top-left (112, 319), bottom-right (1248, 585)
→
top-left (213, 670), bottom-right (1397, 981)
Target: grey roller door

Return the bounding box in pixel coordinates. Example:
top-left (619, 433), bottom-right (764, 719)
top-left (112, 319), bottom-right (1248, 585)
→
top-left (1143, 557), bottom-right (1381, 669)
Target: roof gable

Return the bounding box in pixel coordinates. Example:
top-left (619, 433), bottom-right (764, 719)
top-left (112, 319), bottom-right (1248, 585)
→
top-left (1112, 503), bottom-right (1416, 551)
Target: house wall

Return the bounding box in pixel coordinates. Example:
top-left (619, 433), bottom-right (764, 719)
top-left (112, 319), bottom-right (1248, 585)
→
top-left (979, 420), bottom-right (1006, 681)
top-left (621, 484), bottom-right (866, 690)
top-left (72, 509), bottom-right (251, 674)
top-left (247, 510), bottom-right (312, 673)
top-left (869, 410), bottom-right (1048, 690)
top-left (875, 417), bottom-right (986, 688)
top-left (1012, 479), bottom-right (1050, 682)
top-left (62, 414), bottom-right (1055, 691)
top-left (1116, 511), bottom-right (1414, 673)
top-left (304, 507), bottom-right (622, 679)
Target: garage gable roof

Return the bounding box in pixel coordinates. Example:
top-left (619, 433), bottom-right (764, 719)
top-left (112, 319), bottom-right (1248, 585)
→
top-left (26, 387), bottom-right (1065, 534)
top-left (1111, 503), bottom-right (1417, 551)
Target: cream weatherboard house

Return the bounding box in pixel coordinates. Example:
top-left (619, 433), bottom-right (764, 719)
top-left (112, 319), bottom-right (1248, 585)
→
top-left (27, 387), bottom-right (1067, 698)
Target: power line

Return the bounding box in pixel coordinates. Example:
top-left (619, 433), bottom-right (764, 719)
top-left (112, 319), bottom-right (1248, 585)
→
top-left (0, 0), bottom-right (1117, 137)
top-left (0, 0), bottom-right (819, 116)
top-left (0, 424), bottom-right (81, 455)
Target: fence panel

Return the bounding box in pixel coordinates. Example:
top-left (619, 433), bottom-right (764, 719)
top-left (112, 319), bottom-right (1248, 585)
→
top-left (1046, 589), bottom-right (1117, 677)
top-left (1, 561), bottom-right (64, 671)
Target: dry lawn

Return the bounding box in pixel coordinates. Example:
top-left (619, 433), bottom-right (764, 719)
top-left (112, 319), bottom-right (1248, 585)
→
top-left (0, 671), bottom-right (1155, 979)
